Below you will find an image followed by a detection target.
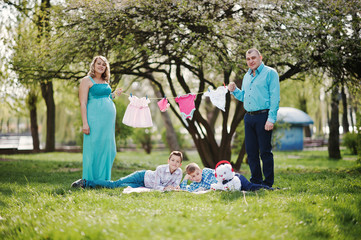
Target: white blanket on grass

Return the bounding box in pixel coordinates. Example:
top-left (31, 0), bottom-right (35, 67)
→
top-left (122, 186), bottom-right (211, 194)
top-left (122, 187), bottom-right (260, 205)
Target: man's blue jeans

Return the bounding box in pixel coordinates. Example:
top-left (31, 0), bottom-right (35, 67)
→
top-left (86, 170), bottom-right (146, 188)
top-left (236, 174), bottom-right (272, 191)
top-left (244, 111), bottom-right (274, 187)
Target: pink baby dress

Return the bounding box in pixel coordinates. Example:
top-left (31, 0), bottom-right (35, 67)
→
top-left (122, 95), bottom-right (153, 128)
top-left (157, 98), bottom-right (170, 112)
top-left (175, 94), bottom-right (196, 120)
top-left (204, 86), bottom-right (228, 112)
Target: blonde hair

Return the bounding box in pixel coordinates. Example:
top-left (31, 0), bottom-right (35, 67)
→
top-left (185, 163), bottom-right (200, 174)
top-left (169, 151), bottom-right (183, 162)
top-left (87, 56), bottom-right (111, 82)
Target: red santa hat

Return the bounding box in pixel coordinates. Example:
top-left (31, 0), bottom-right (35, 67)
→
top-left (215, 160), bottom-right (233, 177)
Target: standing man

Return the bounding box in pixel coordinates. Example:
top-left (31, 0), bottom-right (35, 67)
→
top-left (228, 48), bottom-right (280, 187)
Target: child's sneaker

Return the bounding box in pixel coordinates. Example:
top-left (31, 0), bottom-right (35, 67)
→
top-left (71, 179), bottom-right (85, 188)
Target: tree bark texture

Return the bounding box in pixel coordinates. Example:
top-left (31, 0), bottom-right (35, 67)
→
top-left (234, 139), bottom-right (246, 171)
top-left (328, 85), bottom-right (341, 159)
top-left (341, 86), bottom-right (349, 133)
top-left (40, 81), bottom-right (55, 152)
top-left (204, 97), bottom-right (220, 134)
top-left (28, 91), bottom-right (40, 152)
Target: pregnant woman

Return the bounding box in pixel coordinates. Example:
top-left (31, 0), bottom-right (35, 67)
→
top-left (72, 56), bottom-right (122, 186)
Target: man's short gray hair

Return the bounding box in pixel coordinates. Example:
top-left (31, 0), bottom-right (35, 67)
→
top-left (246, 48), bottom-right (261, 56)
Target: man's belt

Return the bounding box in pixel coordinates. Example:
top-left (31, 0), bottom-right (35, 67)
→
top-left (246, 109), bottom-right (269, 115)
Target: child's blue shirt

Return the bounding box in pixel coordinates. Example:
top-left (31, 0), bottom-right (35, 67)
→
top-left (180, 168), bottom-right (217, 192)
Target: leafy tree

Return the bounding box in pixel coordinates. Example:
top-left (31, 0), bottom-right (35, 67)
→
top-left (308, 0), bottom-right (360, 159)
top-left (308, 0), bottom-right (361, 159)
top-left (3, 0), bottom-right (87, 151)
top-left (274, 0), bottom-right (361, 159)
top-left (6, 0), bottom-right (359, 165)
top-left (53, 0), bottom-right (311, 169)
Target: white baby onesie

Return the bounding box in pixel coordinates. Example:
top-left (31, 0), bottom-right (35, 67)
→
top-left (204, 86), bottom-right (228, 112)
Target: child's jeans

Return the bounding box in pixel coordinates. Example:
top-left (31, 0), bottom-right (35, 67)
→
top-left (86, 170), bottom-right (146, 188)
top-left (236, 174), bottom-right (273, 191)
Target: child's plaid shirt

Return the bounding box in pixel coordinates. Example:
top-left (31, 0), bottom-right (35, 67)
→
top-left (180, 168), bottom-right (217, 192)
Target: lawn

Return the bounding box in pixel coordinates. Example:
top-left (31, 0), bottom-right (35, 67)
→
top-left (1, 150), bottom-right (360, 240)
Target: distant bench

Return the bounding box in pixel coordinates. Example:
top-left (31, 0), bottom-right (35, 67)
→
top-left (303, 138), bottom-right (325, 147)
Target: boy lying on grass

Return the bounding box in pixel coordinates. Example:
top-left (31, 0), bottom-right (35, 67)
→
top-left (71, 151), bottom-right (183, 191)
top-left (180, 162), bottom-right (273, 192)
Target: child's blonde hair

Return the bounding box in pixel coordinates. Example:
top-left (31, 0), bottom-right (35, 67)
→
top-left (185, 163), bottom-right (200, 174)
top-left (88, 56), bottom-right (110, 82)
top-left (169, 151), bottom-right (183, 162)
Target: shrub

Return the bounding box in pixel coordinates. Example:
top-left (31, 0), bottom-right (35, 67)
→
top-left (356, 112), bottom-right (361, 161)
top-left (343, 132), bottom-right (358, 155)
top-left (114, 99), bottom-right (133, 148)
top-left (132, 128), bottom-right (154, 154)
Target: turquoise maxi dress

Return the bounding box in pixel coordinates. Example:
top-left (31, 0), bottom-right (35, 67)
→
top-left (82, 76), bottom-right (116, 181)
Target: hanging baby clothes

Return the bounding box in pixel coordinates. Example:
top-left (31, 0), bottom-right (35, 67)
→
top-left (157, 97), bottom-right (170, 112)
top-left (203, 86), bottom-right (228, 112)
top-left (175, 94), bottom-right (196, 120)
top-left (122, 95), bottom-right (153, 128)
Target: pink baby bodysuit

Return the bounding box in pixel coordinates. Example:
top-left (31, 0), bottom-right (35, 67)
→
top-left (157, 98), bottom-right (170, 112)
top-left (175, 94), bottom-right (196, 120)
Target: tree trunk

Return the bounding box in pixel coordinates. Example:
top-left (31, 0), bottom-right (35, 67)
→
top-left (185, 93), bottom-right (245, 169)
top-left (131, 57), bottom-right (245, 169)
top-left (304, 126), bottom-right (312, 138)
top-left (28, 91), bottom-right (40, 152)
top-left (299, 97), bottom-right (311, 137)
top-left (40, 81), bottom-right (55, 152)
top-left (349, 106), bottom-right (354, 132)
top-left (204, 97), bottom-right (220, 134)
top-left (174, 66), bottom-right (245, 169)
top-left (326, 93), bottom-right (330, 129)
top-left (328, 85), bottom-right (341, 159)
top-left (149, 81), bottom-right (189, 160)
top-left (37, 0), bottom-right (54, 152)
top-left (234, 139), bottom-right (246, 171)
top-left (341, 85), bottom-right (349, 133)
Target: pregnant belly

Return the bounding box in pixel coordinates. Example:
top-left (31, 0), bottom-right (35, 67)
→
top-left (87, 99), bottom-right (116, 123)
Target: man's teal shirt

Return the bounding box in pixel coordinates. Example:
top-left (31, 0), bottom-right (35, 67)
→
top-left (231, 63), bottom-right (280, 123)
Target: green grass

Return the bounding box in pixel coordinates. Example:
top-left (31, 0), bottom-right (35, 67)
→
top-left (1, 150), bottom-right (361, 240)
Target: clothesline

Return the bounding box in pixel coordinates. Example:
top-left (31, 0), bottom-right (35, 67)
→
top-left (120, 90), bottom-right (208, 100)
top-left (120, 83), bottom-right (228, 100)
top-left (121, 85), bottom-right (229, 128)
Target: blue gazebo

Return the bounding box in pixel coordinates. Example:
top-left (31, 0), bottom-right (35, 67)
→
top-left (274, 107), bottom-right (314, 151)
